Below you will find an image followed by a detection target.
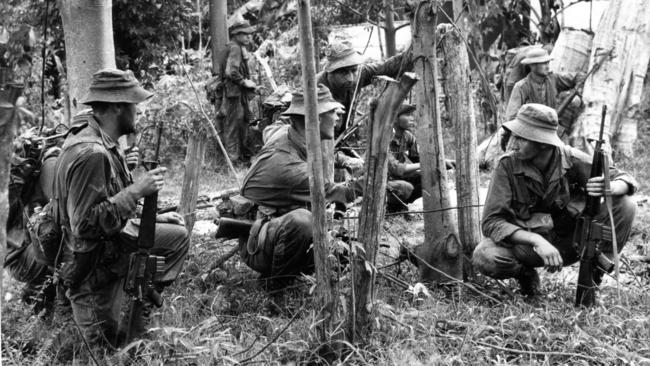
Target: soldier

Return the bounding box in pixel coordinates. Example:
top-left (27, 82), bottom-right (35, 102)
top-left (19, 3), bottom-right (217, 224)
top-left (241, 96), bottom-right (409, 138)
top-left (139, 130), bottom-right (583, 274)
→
top-left (240, 85), bottom-right (356, 289)
top-left (318, 42), bottom-right (412, 137)
top-left (472, 104), bottom-right (637, 296)
top-left (384, 103), bottom-right (454, 212)
top-left (54, 69), bottom-right (189, 347)
top-left (216, 19), bottom-right (258, 164)
top-left (505, 48), bottom-right (583, 121)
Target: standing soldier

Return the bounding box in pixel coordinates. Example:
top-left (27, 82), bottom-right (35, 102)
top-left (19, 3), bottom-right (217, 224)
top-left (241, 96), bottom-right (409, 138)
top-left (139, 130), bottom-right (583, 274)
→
top-left (505, 48), bottom-right (583, 121)
top-left (54, 69), bottom-right (189, 347)
top-left (216, 19), bottom-right (258, 165)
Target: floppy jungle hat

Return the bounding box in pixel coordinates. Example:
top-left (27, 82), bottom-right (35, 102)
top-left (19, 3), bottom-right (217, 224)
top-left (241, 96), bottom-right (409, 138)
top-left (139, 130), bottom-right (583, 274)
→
top-left (521, 48), bottom-right (553, 65)
top-left (324, 43), bottom-right (366, 72)
top-left (282, 84), bottom-right (344, 116)
top-left (81, 68), bottom-right (153, 105)
top-left (502, 103), bottom-right (563, 147)
top-left (229, 19), bottom-right (255, 35)
top-left (397, 103), bottom-right (416, 116)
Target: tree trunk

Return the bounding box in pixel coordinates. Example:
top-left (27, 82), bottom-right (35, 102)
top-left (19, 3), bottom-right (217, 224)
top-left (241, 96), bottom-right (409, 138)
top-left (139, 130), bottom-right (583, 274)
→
top-left (0, 84), bottom-right (23, 308)
top-left (210, 0), bottom-right (228, 74)
top-left (351, 73), bottom-right (418, 342)
top-left (411, 3), bottom-right (462, 283)
top-left (383, 0), bottom-right (396, 57)
top-left (569, 0), bottom-right (650, 156)
top-left (59, 0), bottom-right (116, 115)
top-left (178, 119), bottom-right (207, 233)
top-left (296, 0), bottom-right (340, 343)
top-left (439, 25), bottom-right (480, 280)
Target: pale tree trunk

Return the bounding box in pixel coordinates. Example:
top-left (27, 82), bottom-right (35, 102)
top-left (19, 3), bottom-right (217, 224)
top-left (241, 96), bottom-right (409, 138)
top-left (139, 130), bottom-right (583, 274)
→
top-left (439, 24), bottom-right (480, 280)
top-left (569, 0), bottom-right (650, 157)
top-left (411, 3), bottom-right (462, 283)
top-left (296, 0), bottom-right (340, 344)
top-left (0, 84), bottom-right (23, 309)
top-left (351, 73), bottom-right (417, 342)
top-left (210, 0), bottom-right (228, 74)
top-left (59, 0), bottom-right (116, 115)
top-left (178, 119), bottom-right (207, 233)
top-left (383, 0), bottom-right (396, 57)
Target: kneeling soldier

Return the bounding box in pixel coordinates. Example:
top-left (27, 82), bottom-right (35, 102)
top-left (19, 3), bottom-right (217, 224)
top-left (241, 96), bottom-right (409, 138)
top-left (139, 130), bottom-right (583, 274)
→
top-left (54, 69), bottom-right (189, 347)
top-left (472, 103), bottom-right (637, 296)
top-left (240, 85), bottom-right (356, 289)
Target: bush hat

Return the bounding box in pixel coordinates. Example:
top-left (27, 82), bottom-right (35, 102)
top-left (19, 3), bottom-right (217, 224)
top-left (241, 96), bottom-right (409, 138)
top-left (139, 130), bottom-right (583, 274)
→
top-left (521, 48), bottom-right (553, 65)
top-left (324, 43), bottom-right (366, 73)
top-left (502, 103), bottom-right (563, 147)
top-left (229, 19), bottom-right (255, 35)
top-left (397, 103), bottom-right (416, 116)
top-left (81, 68), bottom-right (153, 105)
top-left (282, 84), bottom-right (344, 116)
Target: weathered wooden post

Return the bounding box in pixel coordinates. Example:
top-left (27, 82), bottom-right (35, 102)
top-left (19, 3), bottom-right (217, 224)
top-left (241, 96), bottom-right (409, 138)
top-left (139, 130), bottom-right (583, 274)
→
top-left (411, 1), bottom-right (463, 283)
top-left (439, 24), bottom-right (480, 279)
top-left (178, 118), bottom-right (207, 233)
top-left (351, 73), bottom-right (418, 342)
top-left (210, 0), bottom-right (228, 75)
top-left (0, 83), bottom-right (23, 306)
top-left (296, 0), bottom-right (339, 342)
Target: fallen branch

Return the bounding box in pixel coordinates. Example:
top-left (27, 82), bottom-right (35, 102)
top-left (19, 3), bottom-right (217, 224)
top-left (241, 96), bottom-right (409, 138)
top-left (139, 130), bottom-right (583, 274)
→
top-left (238, 307), bottom-right (302, 364)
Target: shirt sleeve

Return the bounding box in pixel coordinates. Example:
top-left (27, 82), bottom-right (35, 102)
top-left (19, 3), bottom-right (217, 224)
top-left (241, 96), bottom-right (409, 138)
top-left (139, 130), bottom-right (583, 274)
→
top-left (505, 83), bottom-right (525, 121)
top-left (358, 51), bottom-right (412, 88)
top-left (481, 157), bottom-right (524, 242)
top-left (66, 149), bottom-right (138, 251)
top-left (225, 44), bottom-right (245, 85)
top-left (554, 72), bottom-right (579, 92)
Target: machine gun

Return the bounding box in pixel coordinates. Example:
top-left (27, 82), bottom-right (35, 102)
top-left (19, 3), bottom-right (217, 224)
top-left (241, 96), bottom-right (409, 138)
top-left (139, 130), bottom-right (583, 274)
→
top-left (573, 105), bottom-right (615, 307)
top-left (123, 120), bottom-right (165, 341)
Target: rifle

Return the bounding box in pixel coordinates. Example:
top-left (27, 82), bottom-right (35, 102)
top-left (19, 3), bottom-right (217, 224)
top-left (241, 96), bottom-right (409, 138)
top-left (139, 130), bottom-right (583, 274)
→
top-left (123, 120), bottom-right (165, 341)
top-left (573, 105), bottom-right (615, 307)
top-left (556, 48), bottom-right (614, 122)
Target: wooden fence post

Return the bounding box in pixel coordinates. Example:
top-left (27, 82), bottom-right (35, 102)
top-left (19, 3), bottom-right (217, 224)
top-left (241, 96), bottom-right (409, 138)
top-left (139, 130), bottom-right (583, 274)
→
top-left (439, 24), bottom-right (481, 279)
top-left (351, 73), bottom-right (418, 342)
top-left (178, 118), bottom-right (207, 233)
top-left (296, 0), bottom-right (340, 343)
top-left (411, 1), bottom-right (463, 283)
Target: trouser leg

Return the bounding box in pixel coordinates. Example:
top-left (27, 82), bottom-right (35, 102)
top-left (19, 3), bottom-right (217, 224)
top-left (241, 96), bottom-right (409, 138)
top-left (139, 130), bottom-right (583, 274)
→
top-left (386, 180), bottom-right (414, 212)
top-left (223, 97), bottom-right (244, 162)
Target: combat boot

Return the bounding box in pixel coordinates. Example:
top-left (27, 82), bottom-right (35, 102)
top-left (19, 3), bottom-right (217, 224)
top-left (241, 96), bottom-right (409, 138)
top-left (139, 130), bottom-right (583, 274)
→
top-left (517, 267), bottom-right (540, 297)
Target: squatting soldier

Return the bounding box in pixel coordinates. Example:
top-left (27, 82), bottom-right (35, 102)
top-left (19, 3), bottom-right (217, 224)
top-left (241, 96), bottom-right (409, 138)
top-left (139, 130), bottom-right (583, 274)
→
top-left (505, 48), bottom-right (583, 122)
top-left (384, 103), bottom-right (454, 212)
top-left (472, 103), bottom-right (637, 296)
top-left (216, 19), bottom-right (258, 164)
top-left (54, 69), bottom-right (189, 347)
top-left (240, 85), bottom-right (357, 288)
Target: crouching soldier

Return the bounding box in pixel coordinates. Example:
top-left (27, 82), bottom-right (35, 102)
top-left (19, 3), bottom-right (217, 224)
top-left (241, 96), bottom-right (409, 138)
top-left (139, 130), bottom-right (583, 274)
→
top-left (240, 85), bottom-right (356, 289)
top-left (54, 69), bottom-right (189, 347)
top-left (472, 103), bottom-right (637, 296)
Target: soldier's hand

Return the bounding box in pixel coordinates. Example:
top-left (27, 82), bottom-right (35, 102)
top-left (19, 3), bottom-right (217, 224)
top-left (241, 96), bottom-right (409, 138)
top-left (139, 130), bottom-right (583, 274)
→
top-left (532, 237), bottom-right (563, 272)
top-left (242, 79), bottom-right (257, 89)
top-left (125, 147), bottom-right (140, 170)
top-left (132, 167), bottom-right (167, 198)
top-left (586, 176), bottom-right (629, 196)
top-left (157, 211), bottom-right (185, 226)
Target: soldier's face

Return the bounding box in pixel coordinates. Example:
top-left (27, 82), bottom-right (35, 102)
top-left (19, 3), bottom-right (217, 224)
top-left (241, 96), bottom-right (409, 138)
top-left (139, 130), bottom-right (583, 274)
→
top-left (235, 33), bottom-right (252, 46)
top-left (117, 103), bottom-right (137, 135)
top-left (531, 62), bottom-right (551, 77)
top-left (329, 66), bottom-right (358, 90)
top-left (319, 109), bottom-right (340, 140)
top-left (506, 134), bottom-right (544, 161)
top-left (397, 113), bottom-right (415, 131)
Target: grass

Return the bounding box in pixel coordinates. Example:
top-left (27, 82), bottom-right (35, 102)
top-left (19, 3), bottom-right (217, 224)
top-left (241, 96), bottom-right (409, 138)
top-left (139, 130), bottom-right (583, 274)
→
top-left (3, 112), bottom-right (650, 366)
